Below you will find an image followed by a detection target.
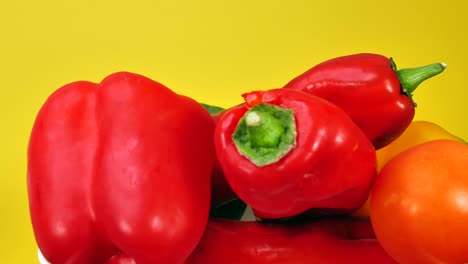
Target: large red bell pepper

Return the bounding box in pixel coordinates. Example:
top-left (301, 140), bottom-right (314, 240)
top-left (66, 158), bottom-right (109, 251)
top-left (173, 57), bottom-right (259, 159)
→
top-left (214, 88), bottom-right (377, 219)
top-left (106, 217), bottom-right (397, 264)
top-left (27, 72), bottom-right (216, 264)
top-left (283, 53), bottom-right (446, 149)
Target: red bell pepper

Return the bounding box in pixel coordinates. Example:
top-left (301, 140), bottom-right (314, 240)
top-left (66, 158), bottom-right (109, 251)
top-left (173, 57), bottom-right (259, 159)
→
top-left (214, 88), bottom-right (377, 219)
top-left (283, 53), bottom-right (446, 149)
top-left (107, 217), bottom-right (397, 264)
top-left (27, 72), bottom-right (216, 264)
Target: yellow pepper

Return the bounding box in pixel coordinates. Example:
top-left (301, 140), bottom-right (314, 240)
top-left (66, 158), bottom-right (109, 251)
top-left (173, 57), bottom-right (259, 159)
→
top-left (375, 120), bottom-right (466, 171)
top-left (353, 120), bottom-right (466, 216)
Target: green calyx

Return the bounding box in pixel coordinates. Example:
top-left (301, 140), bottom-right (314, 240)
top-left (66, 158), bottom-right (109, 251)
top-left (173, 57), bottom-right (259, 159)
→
top-left (200, 103), bottom-right (225, 115)
top-left (390, 58), bottom-right (447, 106)
top-left (232, 104), bottom-right (297, 167)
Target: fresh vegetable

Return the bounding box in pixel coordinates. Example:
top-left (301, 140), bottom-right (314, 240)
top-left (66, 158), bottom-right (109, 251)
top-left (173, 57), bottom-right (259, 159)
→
top-left (283, 53), bottom-right (446, 149)
top-left (188, 216), bottom-right (397, 264)
top-left (376, 120), bottom-right (466, 171)
top-left (353, 120), bottom-right (466, 216)
top-left (370, 140), bottom-right (468, 264)
top-left (27, 72), bottom-right (216, 264)
top-left (214, 88), bottom-right (377, 219)
top-left (105, 217), bottom-right (397, 264)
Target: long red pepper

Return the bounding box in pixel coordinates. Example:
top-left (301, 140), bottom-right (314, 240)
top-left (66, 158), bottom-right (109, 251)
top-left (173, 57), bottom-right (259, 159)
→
top-left (283, 53), bottom-right (446, 149)
top-left (106, 217), bottom-right (397, 264)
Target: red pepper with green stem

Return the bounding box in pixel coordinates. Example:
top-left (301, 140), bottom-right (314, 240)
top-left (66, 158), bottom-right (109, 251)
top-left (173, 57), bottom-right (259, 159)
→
top-left (283, 53), bottom-right (446, 149)
top-left (28, 72), bottom-right (216, 264)
top-left (214, 88), bottom-right (377, 220)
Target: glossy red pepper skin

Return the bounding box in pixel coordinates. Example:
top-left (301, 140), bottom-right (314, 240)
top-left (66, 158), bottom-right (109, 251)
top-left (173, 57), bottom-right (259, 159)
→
top-left (188, 217), bottom-right (397, 264)
top-left (214, 89), bottom-right (377, 219)
top-left (106, 254), bottom-right (136, 264)
top-left (108, 217), bottom-right (397, 264)
top-left (28, 72), bottom-right (215, 264)
top-left (284, 53), bottom-right (415, 149)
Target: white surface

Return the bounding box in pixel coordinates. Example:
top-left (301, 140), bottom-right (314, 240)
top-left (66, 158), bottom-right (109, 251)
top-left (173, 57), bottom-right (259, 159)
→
top-left (38, 249), bottom-right (50, 264)
top-left (240, 205), bottom-right (255, 221)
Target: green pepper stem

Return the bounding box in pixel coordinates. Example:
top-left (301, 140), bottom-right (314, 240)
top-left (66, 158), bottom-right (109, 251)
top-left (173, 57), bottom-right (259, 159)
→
top-left (245, 111), bottom-right (284, 148)
top-left (396, 62), bottom-right (447, 102)
top-left (232, 104), bottom-right (296, 167)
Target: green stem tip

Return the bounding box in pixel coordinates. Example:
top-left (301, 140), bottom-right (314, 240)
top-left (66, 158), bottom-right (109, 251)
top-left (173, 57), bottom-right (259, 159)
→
top-left (391, 58), bottom-right (447, 106)
top-left (232, 104), bottom-right (297, 167)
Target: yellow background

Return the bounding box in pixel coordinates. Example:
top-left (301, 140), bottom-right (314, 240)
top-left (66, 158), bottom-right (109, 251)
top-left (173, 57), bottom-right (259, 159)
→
top-left (1, 0), bottom-right (467, 262)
